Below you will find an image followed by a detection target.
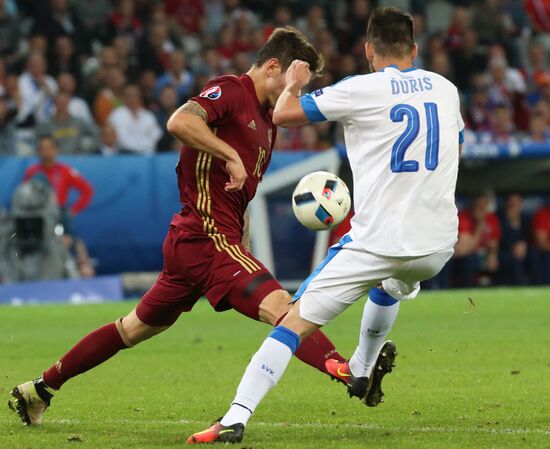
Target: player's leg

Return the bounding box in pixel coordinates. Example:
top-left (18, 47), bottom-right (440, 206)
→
top-left (221, 252), bottom-right (346, 375)
top-left (218, 247), bottom-right (345, 374)
top-left (188, 301), bottom-right (320, 444)
top-left (344, 250), bottom-right (454, 406)
top-left (9, 227), bottom-right (200, 426)
top-left (188, 240), bottom-right (368, 444)
top-left (345, 288), bottom-right (399, 407)
top-left (8, 306), bottom-right (170, 426)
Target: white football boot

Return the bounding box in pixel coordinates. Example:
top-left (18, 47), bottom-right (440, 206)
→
top-left (8, 378), bottom-right (53, 425)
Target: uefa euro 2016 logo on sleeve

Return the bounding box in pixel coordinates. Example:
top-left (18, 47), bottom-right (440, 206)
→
top-left (200, 86), bottom-right (222, 100)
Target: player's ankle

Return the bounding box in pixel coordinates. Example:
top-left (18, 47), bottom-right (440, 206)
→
top-left (34, 377), bottom-right (56, 403)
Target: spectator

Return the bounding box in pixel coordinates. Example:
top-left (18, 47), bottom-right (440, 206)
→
top-left (17, 52), bottom-right (58, 127)
top-left (49, 36), bottom-right (81, 84)
top-left (24, 135), bottom-right (94, 217)
top-left (201, 48), bottom-right (224, 77)
top-left (139, 69), bottom-right (158, 108)
top-left (73, 0), bottom-right (111, 42)
top-left (57, 73), bottom-right (94, 125)
top-left (108, 0), bottom-right (142, 43)
top-left (446, 7), bottom-right (470, 52)
top-left (93, 67), bottom-right (126, 127)
top-left (107, 84), bottom-right (162, 155)
top-left (138, 22), bottom-right (176, 75)
top-left (531, 201), bottom-right (550, 284)
top-left (294, 125), bottom-right (327, 151)
top-left (428, 51), bottom-right (454, 82)
top-left (0, 96), bottom-right (15, 154)
top-left (217, 24), bottom-right (242, 61)
top-left (99, 124), bottom-right (119, 156)
top-left (111, 34), bottom-right (141, 80)
top-left (165, 0), bottom-right (205, 35)
top-left (486, 54), bottom-right (527, 106)
top-left (295, 4), bottom-right (327, 41)
top-left (471, 0), bottom-right (508, 46)
top-left (33, 0), bottom-right (90, 56)
top-left (36, 93), bottom-right (98, 154)
top-left (3, 73), bottom-right (20, 119)
top-left (529, 72), bottom-right (550, 108)
top-left (524, 41), bottom-right (548, 92)
top-left (451, 29), bottom-right (487, 92)
top-left (524, 113), bottom-right (550, 143)
top-left (339, 0), bottom-right (370, 52)
top-left (154, 85), bottom-right (178, 152)
top-left (454, 194), bottom-right (502, 287)
top-left (486, 51), bottom-right (529, 130)
top-left (478, 103), bottom-right (516, 144)
top-left (0, 0), bottom-right (20, 57)
top-left (154, 49), bottom-right (195, 102)
top-left (531, 99), bottom-right (550, 127)
top-left (273, 127), bottom-right (291, 151)
top-left (499, 194), bottom-right (529, 285)
top-left (267, 5), bottom-right (293, 32)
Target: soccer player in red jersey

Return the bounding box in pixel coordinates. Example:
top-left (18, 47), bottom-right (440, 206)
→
top-left (8, 28), bottom-right (347, 428)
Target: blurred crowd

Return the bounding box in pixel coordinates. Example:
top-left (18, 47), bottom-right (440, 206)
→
top-left (0, 0), bottom-right (548, 155)
top-left (426, 193), bottom-right (550, 288)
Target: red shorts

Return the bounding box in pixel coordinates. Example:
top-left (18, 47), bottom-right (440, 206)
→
top-left (136, 226), bottom-right (283, 326)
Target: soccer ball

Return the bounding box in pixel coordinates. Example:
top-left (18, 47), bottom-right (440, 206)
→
top-left (292, 171), bottom-right (351, 231)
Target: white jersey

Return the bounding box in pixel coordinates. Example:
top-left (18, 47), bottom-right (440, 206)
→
top-left (301, 65), bottom-right (464, 257)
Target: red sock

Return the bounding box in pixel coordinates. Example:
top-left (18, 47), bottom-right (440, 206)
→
top-left (295, 329), bottom-right (346, 374)
top-left (43, 323), bottom-right (128, 390)
top-left (274, 315), bottom-right (345, 374)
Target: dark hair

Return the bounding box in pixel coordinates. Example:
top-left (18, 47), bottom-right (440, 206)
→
top-left (255, 27), bottom-right (324, 77)
top-left (37, 135), bottom-right (57, 146)
top-left (367, 7), bottom-right (415, 58)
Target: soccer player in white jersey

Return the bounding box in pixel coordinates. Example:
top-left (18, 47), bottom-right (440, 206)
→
top-left (188, 7), bottom-right (464, 444)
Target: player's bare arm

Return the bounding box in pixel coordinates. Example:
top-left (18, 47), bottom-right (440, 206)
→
top-left (167, 102), bottom-right (247, 192)
top-left (273, 60), bottom-right (312, 128)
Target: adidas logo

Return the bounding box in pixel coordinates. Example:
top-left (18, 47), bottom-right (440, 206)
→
top-left (248, 120), bottom-right (257, 130)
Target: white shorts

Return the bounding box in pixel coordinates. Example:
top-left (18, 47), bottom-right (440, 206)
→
top-left (294, 235), bottom-right (453, 326)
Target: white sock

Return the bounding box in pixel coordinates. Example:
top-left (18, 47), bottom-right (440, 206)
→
top-left (349, 288), bottom-right (400, 378)
top-left (221, 326), bottom-right (300, 427)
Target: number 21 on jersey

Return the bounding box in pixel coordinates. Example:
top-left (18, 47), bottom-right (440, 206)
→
top-left (390, 102), bottom-right (439, 173)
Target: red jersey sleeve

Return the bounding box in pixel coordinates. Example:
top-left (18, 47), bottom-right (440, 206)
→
top-left (190, 77), bottom-right (244, 126)
top-left (65, 166), bottom-right (94, 215)
top-left (24, 164), bottom-right (40, 181)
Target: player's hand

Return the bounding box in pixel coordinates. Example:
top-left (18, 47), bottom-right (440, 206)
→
top-left (225, 157), bottom-right (247, 192)
top-left (285, 60), bottom-right (312, 90)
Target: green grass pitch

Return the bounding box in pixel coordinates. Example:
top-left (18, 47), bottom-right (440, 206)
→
top-left (1, 288), bottom-right (550, 449)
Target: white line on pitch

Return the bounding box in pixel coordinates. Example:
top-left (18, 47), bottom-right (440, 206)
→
top-left (2, 418), bottom-right (549, 436)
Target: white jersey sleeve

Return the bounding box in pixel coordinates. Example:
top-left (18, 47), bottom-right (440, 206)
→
top-left (300, 77), bottom-right (353, 123)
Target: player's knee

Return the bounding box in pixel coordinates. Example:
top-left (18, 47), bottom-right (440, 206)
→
top-left (259, 290), bottom-right (293, 326)
top-left (278, 301), bottom-right (320, 340)
top-left (119, 310), bottom-right (169, 346)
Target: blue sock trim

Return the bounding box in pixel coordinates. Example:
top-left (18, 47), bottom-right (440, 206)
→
top-left (268, 326), bottom-right (301, 353)
top-left (369, 287), bottom-right (398, 306)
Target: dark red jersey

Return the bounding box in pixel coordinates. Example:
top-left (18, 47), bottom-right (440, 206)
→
top-left (171, 74), bottom-right (276, 250)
